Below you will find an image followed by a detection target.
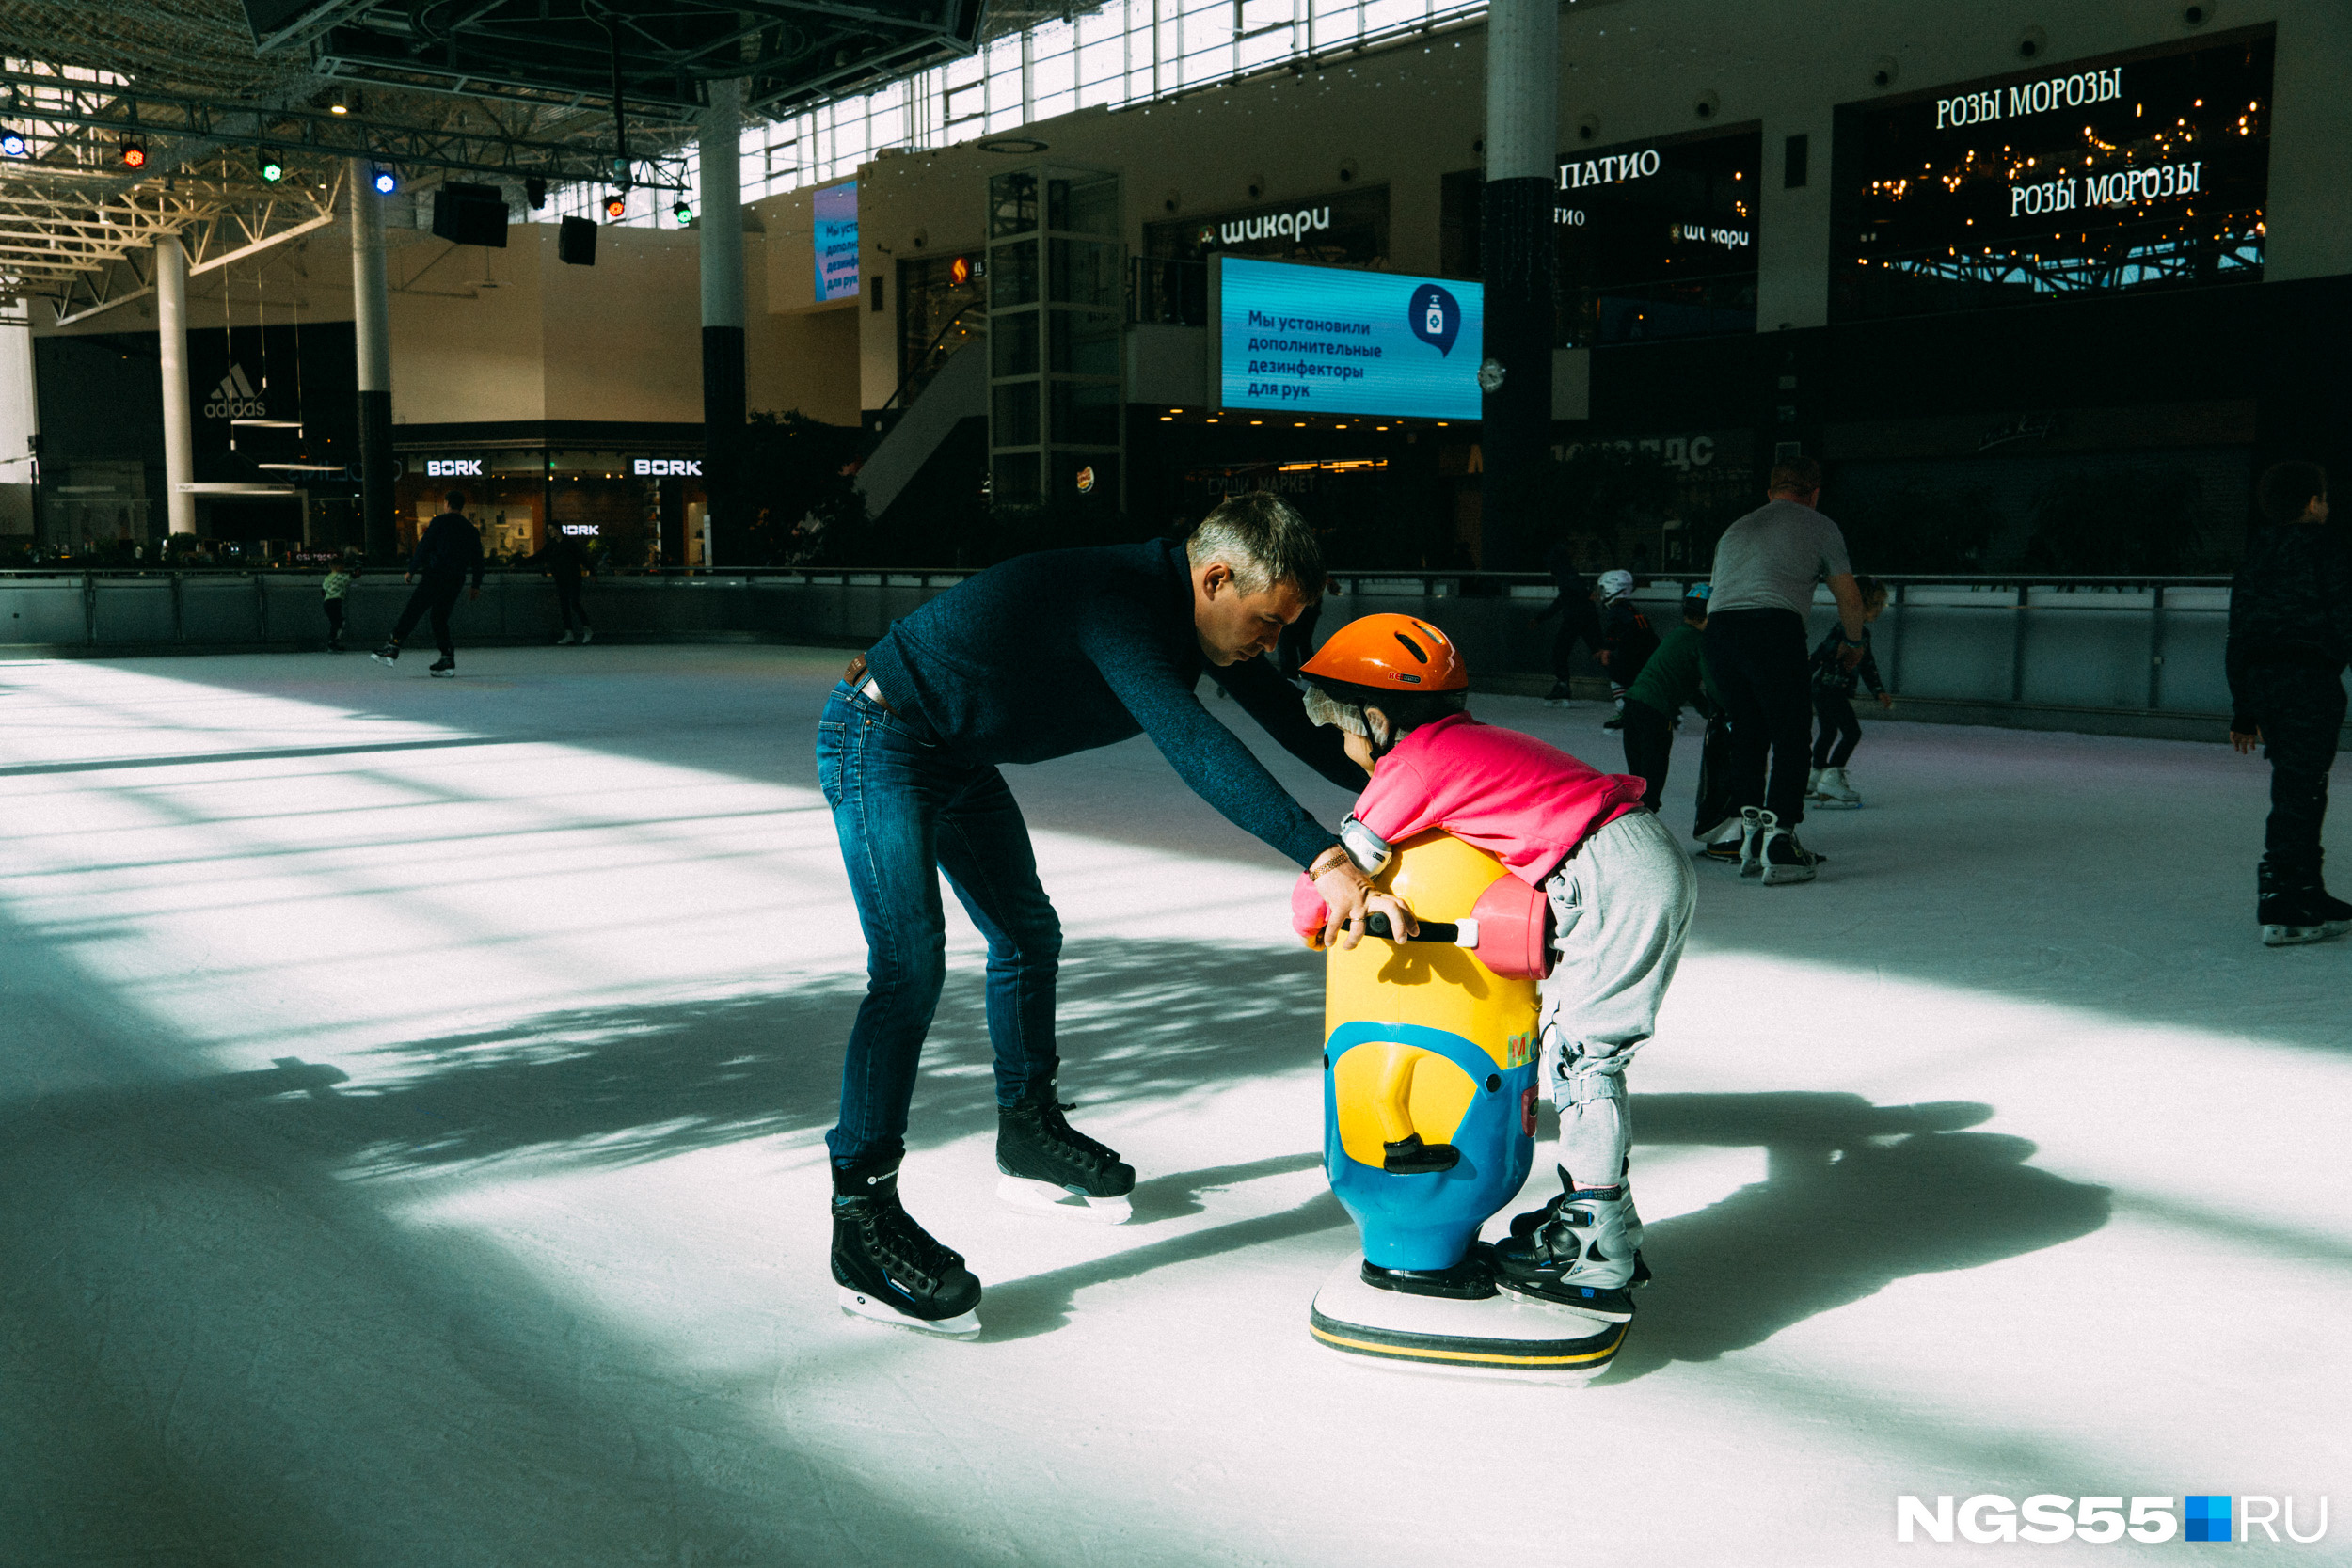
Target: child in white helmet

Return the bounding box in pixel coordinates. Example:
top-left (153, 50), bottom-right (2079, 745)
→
top-left (1595, 570), bottom-right (1659, 731)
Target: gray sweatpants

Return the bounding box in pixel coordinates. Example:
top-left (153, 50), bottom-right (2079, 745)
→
top-left (1536, 808), bottom-right (1696, 1191)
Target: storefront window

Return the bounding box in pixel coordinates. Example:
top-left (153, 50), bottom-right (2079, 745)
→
top-left (1830, 29), bottom-right (2272, 321)
top-left (394, 451), bottom-right (544, 561)
top-left (1139, 185), bottom-right (1391, 325)
top-left (1443, 128), bottom-right (1761, 348)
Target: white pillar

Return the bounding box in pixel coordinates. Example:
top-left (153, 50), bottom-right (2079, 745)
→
top-left (698, 79), bottom-right (746, 570)
top-left (155, 236), bottom-right (197, 535)
top-left (348, 158), bottom-right (395, 559)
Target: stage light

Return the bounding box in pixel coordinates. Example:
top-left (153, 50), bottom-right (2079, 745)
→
top-left (524, 176), bottom-right (548, 209)
top-left (603, 192), bottom-right (628, 220)
top-left (259, 151), bottom-right (284, 182)
top-left (672, 198), bottom-right (693, 225)
top-left (120, 140), bottom-right (148, 169)
top-left (0, 131), bottom-right (24, 158)
top-left (371, 166), bottom-right (398, 195)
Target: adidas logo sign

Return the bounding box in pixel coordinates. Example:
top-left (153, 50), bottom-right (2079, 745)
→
top-left (201, 364), bottom-right (267, 420)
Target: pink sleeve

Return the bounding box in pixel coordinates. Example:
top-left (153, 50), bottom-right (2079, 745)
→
top-left (1350, 755), bottom-right (1439, 847)
top-left (1292, 872), bottom-right (1329, 940)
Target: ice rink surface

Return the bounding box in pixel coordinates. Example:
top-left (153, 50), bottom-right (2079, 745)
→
top-left (0, 643), bottom-right (2344, 1566)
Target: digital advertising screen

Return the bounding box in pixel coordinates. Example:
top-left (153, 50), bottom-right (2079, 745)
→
top-left (813, 181), bottom-right (860, 304)
top-left (1212, 256), bottom-right (1483, 420)
top-left (1831, 28), bottom-right (2273, 320)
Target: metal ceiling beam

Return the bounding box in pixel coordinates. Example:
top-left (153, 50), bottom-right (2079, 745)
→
top-left (0, 67), bottom-right (689, 185)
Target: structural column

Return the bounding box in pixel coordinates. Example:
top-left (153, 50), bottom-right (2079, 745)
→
top-left (154, 236), bottom-right (197, 536)
top-left (698, 78), bottom-right (747, 570)
top-left (1478, 0), bottom-right (1560, 574)
top-left (349, 157), bottom-right (396, 562)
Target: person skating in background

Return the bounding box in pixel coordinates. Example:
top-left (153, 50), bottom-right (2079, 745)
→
top-left (1703, 456), bottom-right (1870, 885)
top-left (1595, 569), bottom-right (1659, 731)
top-left (531, 531), bottom-right (597, 645)
top-left (1534, 539), bottom-right (1603, 705)
top-left (1806, 575), bottom-right (1894, 809)
top-left (373, 489), bottom-right (485, 677)
top-left (321, 558), bottom-right (358, 653)
top-left (1618, 587), bottom-right (1724, 832)
top-left (1291, 614), bottom-right (1695, 1323)
top-left (2226, 460), bottom-right (2352, 946)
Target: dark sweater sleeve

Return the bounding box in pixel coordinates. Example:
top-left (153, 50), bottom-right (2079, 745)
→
top-left (2225, 563), bottom-right (2255, 729)
top-left (466, 526), bottom-right (485, 589)
top-left (1857, 641), bottom-right (1885, 696)
top-left (1081, 619), bottom-right (1340, 868)
top-left (1212, 654), bottom-right (1366, 793)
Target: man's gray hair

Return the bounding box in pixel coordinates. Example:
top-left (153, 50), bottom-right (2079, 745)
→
top-left (1185, 493), bottom-right (1324, 598)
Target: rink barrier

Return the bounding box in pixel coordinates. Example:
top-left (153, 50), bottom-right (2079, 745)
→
top-left (0, 568), bottom-right (2340, 748)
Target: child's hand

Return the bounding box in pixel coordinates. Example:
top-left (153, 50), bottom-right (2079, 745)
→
top-left (2231, 728), bottom-right (2264, 754)
top-left (1877, 691), bottom-right (1894, 710)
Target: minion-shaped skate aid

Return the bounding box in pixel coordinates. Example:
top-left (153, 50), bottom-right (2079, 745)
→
top-left (1308, 831), bottom-right (1628, 1374)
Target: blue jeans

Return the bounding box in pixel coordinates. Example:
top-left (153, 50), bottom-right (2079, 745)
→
top-left (817, 682), bottom-right (1061, 1167)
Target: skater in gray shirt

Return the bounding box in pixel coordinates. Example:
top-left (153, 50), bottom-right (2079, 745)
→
top-left (1702, 457), bottom-right (1868, 883)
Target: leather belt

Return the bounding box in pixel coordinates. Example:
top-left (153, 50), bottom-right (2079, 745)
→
top-left (842, 652), bottom-right (894, 713)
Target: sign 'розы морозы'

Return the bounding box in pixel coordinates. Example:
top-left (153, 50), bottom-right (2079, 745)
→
top-left (1831, 28), bottom-right (2273, 321)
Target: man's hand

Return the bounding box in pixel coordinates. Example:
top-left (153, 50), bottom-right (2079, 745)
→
top-left (1311, 860), bottom-right (1415, 951)
top-left (1595, 649), bottom-right (1612, 667)
top-left (403, 572), bottom-right (414, 584)
top-left (1839, 642), bottom-right (1864, 670)
top-left (2232, 728), bottom-right (2264, 754)
top-left (1876, 689), bottom-right (1895, 710)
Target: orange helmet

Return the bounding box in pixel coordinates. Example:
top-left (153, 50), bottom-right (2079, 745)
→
top-left (1299, 613), bottom-right (1469, 692)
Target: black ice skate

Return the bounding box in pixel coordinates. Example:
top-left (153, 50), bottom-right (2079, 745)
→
top-left (2258, 864), bottom-right (2350, 947)
top-left (996, 1077), bottom-right (1136, 1224)
top-left (1756, 811), bottom-right (1821, 885)
top-left (1493, 1185), bottom-right (1639, 1323)
top-left (428, 657), bottom-right (456, 678)
top-left (371, 641), bottom-right (400, 664)
top-left (831, 1157), bottom-right (982, 1338)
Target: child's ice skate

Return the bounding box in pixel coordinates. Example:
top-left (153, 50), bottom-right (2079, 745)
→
top-left (1494, 1182), bottom-right (1640, 1322)
top-left (1813, 766), bottom-right (1861, 808)
top-left (996, 1078), bottom-right (1136, 1223)
top-left (1503, 1165), bottom-right (1651, 1286)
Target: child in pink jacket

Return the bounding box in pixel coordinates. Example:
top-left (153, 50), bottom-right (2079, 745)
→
top-left (1292, 613), bottom-right (1696, 1321)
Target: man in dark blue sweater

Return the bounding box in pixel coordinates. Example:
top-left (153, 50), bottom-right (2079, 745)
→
top-left (373, 489), bottom-right (485, 676)
top-left (818, 494), bottom-right (1407, 1337)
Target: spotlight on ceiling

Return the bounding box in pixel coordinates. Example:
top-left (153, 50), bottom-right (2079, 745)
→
top-left (371, 166), bottom-right (398, 195)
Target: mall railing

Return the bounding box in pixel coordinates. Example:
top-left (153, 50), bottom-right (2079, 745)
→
top-left (0, 567), bottom-right (2279, 742)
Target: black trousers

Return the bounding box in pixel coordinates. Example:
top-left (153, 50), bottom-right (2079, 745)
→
top-left (2244, 663), bottom-right (2347, 884)
top-left (323, 599), bottom-right (345, 646)
top-left (1551, 603), bottom-right (1602, 682)
top-left (1619, 698), bottom-right (1675, 811)
top-left (1693, 710), bottom-right (1736, 839)
top-left (554, 573), bottom-right (591, 632)
top-left (390, 574), bottom-right (466, 657)
top-left (1704, 608), bottom-right (1814, 827)
top-left (1811, 689), bottom-right (1862, 768)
